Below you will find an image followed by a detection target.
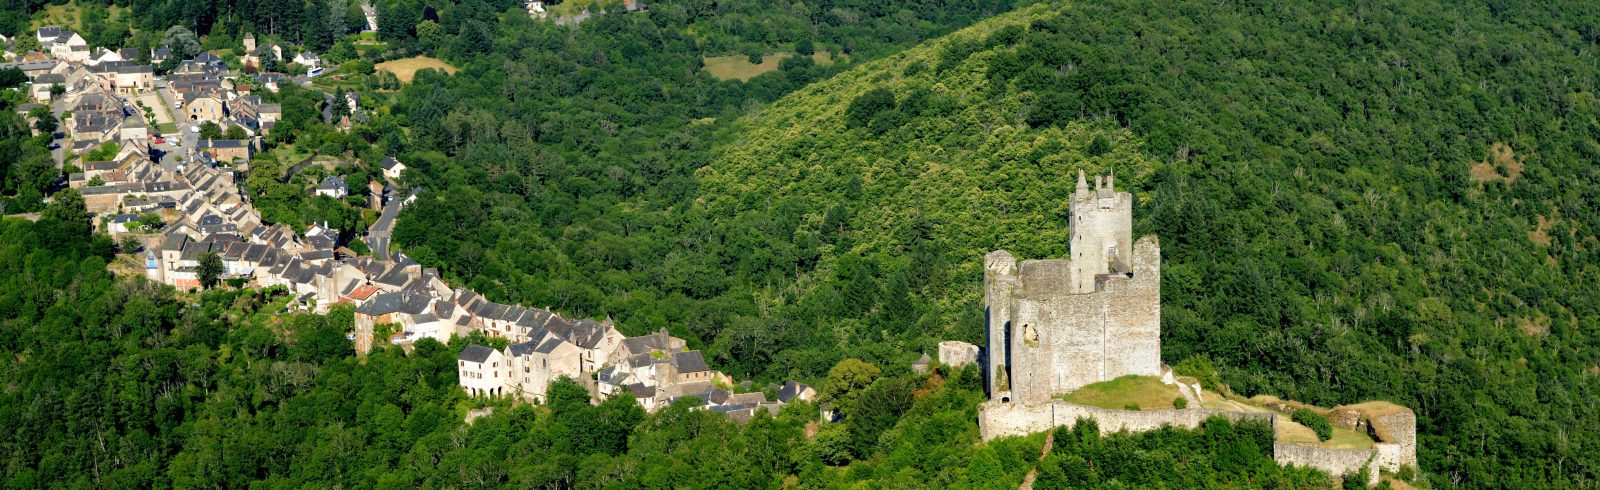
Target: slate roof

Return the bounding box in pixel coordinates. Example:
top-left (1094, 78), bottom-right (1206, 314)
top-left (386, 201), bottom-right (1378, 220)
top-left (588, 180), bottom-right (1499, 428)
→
top-left (626, 353), bottom-right (658, 368)
top-left (459, 345), bottom-right (496, 363)
top-left (620, 332), bottom-right (676, 356)
top-left (728, 392), bottom-right (767, 405)
top-left (160, 233), bottom-right (189, 252)
top-left (777, 381), bottom-right (811, 403)
top-left (507, 340), bottom-right (539, 357)
top-left (672, 351), bottom-right (709, 373)
top-left (375, 266), bottom-right (412, 287)
top-left (626, 383), bottom-right (655, 398)
top-left (559, 319), bottom-right (612, 349)
top-left (317, 175), bottom-right (345, 191)
top-left (355, 291), bottom-right (431, 316)
top-left (532, 336), bottom-right (571, 354)
top-left (198, 139), bottom-right (251, 149)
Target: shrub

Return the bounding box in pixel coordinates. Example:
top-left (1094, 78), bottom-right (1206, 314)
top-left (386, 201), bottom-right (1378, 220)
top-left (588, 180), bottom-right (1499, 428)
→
top-left (1291, 408), bottom-right (1332, 441)
top-left (844, 88), bottom-right (896, 129)
top-left (1173, 397), bottom-right (1188, 409)
top-left (1122, 403), bottom-right (1140, 411)
top-left (1174, 355), bottom-right (1223, 391)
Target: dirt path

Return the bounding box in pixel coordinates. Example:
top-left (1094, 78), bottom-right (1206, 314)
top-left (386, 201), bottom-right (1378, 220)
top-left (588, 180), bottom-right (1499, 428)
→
top-left (1018, 431), bottom-right (1055, 490)
top-left (1175, 382), bottom-right (1202, 407)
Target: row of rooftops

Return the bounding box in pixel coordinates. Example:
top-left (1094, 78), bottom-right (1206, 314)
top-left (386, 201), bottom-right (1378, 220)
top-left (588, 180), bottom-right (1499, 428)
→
top-left (100, 130), bottom-right (810, 420)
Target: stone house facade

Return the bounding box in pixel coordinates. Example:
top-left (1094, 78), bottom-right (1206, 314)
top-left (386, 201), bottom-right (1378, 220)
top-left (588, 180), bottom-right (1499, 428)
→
top-left (458, 345), bottom-right (508, 397)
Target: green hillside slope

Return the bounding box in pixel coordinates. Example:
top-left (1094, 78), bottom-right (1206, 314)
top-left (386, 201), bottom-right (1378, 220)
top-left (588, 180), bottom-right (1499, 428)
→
top-left (696, 1), bottom-right (1600, 486)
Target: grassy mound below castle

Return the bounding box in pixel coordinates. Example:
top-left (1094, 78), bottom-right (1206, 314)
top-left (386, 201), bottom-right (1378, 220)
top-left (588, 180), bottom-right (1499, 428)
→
top-left (1059, 375), bottom-right (1182, 411)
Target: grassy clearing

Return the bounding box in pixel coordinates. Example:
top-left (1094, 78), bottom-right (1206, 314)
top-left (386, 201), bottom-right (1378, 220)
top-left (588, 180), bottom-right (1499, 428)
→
top-left (1327, 427), bottom-right (1375, 449)
top-left (1201, 391), bottom-right (1272, 412)
top-left (271, 145), bottom-right (315, 167)
top-left (1275, 420), bottom-right (1375, 448)
top-left (105, 251), bottom-right (147, 277)
top-left (1276, 419), bottom-right (1321, 444)
top-left (547, 1), bottom-right (590, 18)
top-left (31, 2), bottom-right (130, 32)
top-left (376, 56), bottom-right (458, 83)
top-left (703, 51), bottom-right (835, 81)
top-left (1061, 375), bottom-right (1181, 410)
top-left (311, 71), bottom-right (367, 90)
top-left (1470, 141), bottom-right (1524, 184)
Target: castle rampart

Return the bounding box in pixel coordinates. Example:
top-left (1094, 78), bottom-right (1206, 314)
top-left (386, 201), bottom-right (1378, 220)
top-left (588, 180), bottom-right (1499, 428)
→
top-left (977, 399), bottom-right (1274, 440)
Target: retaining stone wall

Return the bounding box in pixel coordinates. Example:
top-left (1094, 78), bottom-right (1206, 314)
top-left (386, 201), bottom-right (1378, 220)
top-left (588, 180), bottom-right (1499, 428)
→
top-left (977, 400), bottom-right (1272, 440)
top-left (1274, 442), bottom-right (1378, 486)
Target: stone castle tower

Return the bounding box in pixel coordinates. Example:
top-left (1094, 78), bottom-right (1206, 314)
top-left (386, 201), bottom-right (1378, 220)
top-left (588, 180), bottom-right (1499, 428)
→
top-left (985, 171), bottom-right (1160, 404)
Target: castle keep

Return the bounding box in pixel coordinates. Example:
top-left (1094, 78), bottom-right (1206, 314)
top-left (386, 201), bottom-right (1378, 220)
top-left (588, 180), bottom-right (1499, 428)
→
top-left (975, 171), bottom-right (1417, 486)
top-left (984, 171), bottom-right (1160, 403)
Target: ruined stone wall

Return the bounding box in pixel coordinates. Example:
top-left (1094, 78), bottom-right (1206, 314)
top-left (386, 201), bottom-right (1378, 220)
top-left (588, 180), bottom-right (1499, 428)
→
top-left (1273, 442), bottom-right (1379, 487)
top-left (1097, 236), bottom-right (1161, 382)
top-left (938, 341), bottom-right (980, 367)
top-left (984, 251), bottom-right (1018, 397)
top-left (1007, 294), bottom-right (1060, 404)
top-left (977, 400), bottom-right (1273, 440)
top-left (1011, 239), bottom-right (1161, 399)
top-left (1373, 443), bottom-right (1405, 474)
top-left (976, 399), bottom-right (1057, 440)
top-left (1369, 411), bottom-right (1418, 469)
top-left (1011, 288), bottom-right (1093, 402)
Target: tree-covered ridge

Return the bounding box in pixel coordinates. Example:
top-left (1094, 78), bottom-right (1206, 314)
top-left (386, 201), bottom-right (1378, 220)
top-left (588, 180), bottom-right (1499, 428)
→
top-left (695, 2), bottom-right (1160, 347)
top-left (695, 0), bottom-right (1600, 486)
top-left (384, 1), bottom-right (1018, 348)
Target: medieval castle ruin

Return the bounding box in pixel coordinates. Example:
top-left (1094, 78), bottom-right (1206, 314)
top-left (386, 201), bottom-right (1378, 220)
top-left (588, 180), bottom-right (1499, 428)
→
top-left (976, 172), bottom-right (1417, 486)
top-left (984, 171), bottom-right (1160, 403)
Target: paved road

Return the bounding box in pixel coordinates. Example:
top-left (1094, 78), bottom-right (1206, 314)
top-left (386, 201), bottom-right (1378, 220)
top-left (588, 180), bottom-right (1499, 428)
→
top-left (366, 188), bottom-right (418, 261)
top-left (49, 99), bottom-right (66, 169)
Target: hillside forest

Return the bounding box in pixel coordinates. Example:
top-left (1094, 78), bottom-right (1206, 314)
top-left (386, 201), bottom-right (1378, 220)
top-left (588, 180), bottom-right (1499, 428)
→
top-left (2, 0), bottom-right (1598, 487)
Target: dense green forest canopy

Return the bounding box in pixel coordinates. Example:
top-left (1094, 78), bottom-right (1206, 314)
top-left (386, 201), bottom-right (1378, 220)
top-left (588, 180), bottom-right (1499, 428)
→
top-left (386, 0), bottom-right (1600, 487)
